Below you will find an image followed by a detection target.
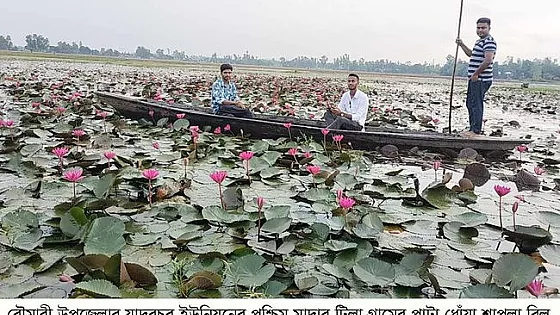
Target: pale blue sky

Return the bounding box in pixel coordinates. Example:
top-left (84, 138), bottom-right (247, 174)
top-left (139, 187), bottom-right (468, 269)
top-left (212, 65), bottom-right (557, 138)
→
top-left (1, 0), bottom-right (558, 63)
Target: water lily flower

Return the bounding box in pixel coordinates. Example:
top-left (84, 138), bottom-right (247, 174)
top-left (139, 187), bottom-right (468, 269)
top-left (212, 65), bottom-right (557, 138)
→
top-left (104, 151), bottom-right (116, 169)
top-left (72, 129), bottom-right (85, 140)
top-left (152, 142), bottom-right (160, 150)
top-left (339, 197), bottom-right (356, 217)
top-left (534, 166), bottom-right (545, 175)
top-left (288, 148), bottom-right (298, 156)
top-left (96, 110), bottom-right (108, 118)
top-left (190, 126), bottom-right (200, 133)
top-left (142, 168), bottom-right (159, 206)
top-left (321, 128), bottom-right (329, 136)
top-left (52, 147), bottom-right (69, 169)
top-left (283, 122), bottom-right (293, 140)
top-left (210, 170), bottom-right (228, 209)
top-left (516, 145), bottom-right (528, 160)
top-left (148, 109), bottom-right (154, 118)
top-left (63, 167), bottom-right (84, 199)
top-left (303, 151), bottom-right (313, 159)
top-left (214, 126), bottom-right (222, 135)
top-left (56, 107), bottom-right (66, 114)
top-left (494, 184), bottom-right (511, 231)
top-left (52, 147), bottom-right (69, 159)
top-left (176, 113), bottom-right (185, 119)
top-left (210, 170), bottom-right (227, 184)
top-left (306, 165), bottom-right (321, 175)
top-left (4, 119), bottom-right (14, 128)
top-left (224, 124), bottom-right (231, 132)
top-left (332, 134), bottom-right (344, 143)
top-left (239, 151), bottom-right (254, 182)
top-left (59, 274), bottom-right (74, 283)
top-left (526, 279), bottom-right (544, 298)
top-left (494, 185), bottom-right (511, 197)
top-left (337, 189), bottom-right (344, 203)
top-left (142, 168), bottom-right (159, 181)
top-left (432, 118), bottom-right (440, 124)
top-left (32, 102), bottom-right (41, 109)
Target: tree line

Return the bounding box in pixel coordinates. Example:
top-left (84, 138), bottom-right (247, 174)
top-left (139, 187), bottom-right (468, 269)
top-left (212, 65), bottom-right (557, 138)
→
top-left (1, 33), bottom-right (559, 81)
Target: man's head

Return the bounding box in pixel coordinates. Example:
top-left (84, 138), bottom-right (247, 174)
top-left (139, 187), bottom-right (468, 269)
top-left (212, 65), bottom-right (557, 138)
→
top-left (476, 17), bottom-right (491, 38)
top-left (220, 63), bottom-right (233, 82)
top-left (347, 73), bottom-right (359, 91)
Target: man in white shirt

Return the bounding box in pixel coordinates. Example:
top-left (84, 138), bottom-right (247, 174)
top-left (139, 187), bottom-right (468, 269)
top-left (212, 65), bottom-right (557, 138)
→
top-left (324, 73), bottom-right (369, 131)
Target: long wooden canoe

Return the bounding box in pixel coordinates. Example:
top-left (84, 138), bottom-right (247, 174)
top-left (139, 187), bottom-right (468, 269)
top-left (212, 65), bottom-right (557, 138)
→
top-left (96, 92), bottom-right (530, 155)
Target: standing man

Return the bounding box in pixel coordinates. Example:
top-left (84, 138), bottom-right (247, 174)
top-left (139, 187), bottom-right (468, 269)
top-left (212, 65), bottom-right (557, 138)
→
top-left (211, 63), bottom-right (254, 118)
top-left (456, 17), bottom-right (497, 137)
top-left (324, 73), bottom-right (369, 131)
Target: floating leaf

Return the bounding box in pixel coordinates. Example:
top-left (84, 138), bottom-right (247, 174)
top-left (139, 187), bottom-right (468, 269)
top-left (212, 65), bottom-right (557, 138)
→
top-left (261, 218), bottom-right (292, 234)
top-left (75, 279), bottom-right (121, 298)
top-left (229, 255), bottom-right (275, 287)
top-left (460, 284), bottom-right (513, 298)
top-left (353, 257), bottom-right (395, 286)
top-left (492, 253), bottom-right (539, 292)
top-left (84, 217), bottom-right (126, 256)
top-left (538, 244), bottom-right (560, 266)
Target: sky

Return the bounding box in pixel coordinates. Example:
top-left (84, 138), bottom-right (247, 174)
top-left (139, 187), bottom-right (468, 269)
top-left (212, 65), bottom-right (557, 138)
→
top-left (1, 0), bottom-right (559, 64)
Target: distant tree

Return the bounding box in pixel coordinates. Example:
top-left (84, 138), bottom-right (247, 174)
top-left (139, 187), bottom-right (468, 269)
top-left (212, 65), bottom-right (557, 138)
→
top-left (135, 46), bottom-right (152, 59)
top-left (25, 34), bottom-right (49, 52)
top-left (0, 35), bottom-right (14, 50)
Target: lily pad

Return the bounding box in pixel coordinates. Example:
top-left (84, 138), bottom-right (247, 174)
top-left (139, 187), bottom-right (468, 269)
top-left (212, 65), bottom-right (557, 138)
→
top-left (84, 217), bottom-right (126, 256)
top-left (492, 253), bottom-right (539, 292)
top-left (353, 257), bottom-right (395, 287)
top-left (460, 284), bottom-right (514, 298)
top-left (228, 255), bottom-right (275, 288)
top-left (75, 279), bottom-right (121, 298)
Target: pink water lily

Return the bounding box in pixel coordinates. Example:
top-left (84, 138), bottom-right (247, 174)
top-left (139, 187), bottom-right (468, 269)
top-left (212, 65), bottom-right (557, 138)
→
top-left (303, 151), bottom-right (312, 159)
top-left (190, 125), bottom-right (200, 133)
top-left (332, 134), bottom-right (344, 142)
top-left (288, 148), bottom-right (298, 156)
top-left (526, 279), bottom-right (544, 298)
top-left (239, 151), bottom-right (254, 182)
top-left (72, 129), bottom-right (85, 141)
top-left (52, 147), bottom-right (69, 159)
top-left (96, 110), bottom-right (108, 118)
top-left (210, 170), bottom-right (228, 209)
top-left (142, 169), bottom-right (159, 180)
top-left (336, 189), bottom-right (344, 203)
top-left (321, 128), bottom-right (329, 136)
top-left (148, 109), bottom-right (154, 118)
top-left (534, 167), bottom-right (545, 175)
top-left (514, 195), bottom-right (526, 202)
top-left (152, 141), bottom-right (160, 150)
top-left (224, 124), bottom-right (231, 131)
top-left (516, 145), bottom-right (528, 160)
top-left (214, 126), bottom-right (221, 134)
top-left (104, 151), bottom-right (116, 169)
top-left (56, 107), bottom-right (66, 114)
top-left (283, 122), bottom-right (293, 140)
top-left (306, 165), bottom-right (321, 175)
top-left (52, 147), bottom-right (69, 170)
top-left (142, 168), bottom-right (159, 206)
top-left (63, 167), bottom-right (84, 199)
top-left (4, 119), bottom-right (14, 128)
top-left (176, 113), bottom-right (185, 119)
top-left (494, 184), bottom-right (511, 230)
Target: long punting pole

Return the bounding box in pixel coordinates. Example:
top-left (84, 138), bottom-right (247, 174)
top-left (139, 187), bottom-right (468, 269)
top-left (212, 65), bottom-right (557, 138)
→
top-left (448, 0), bottom-right (465, 134)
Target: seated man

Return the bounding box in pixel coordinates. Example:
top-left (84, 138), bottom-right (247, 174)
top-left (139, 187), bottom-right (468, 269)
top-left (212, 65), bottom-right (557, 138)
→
top-left (211, 63), bottom-right (254, 118)
top-left (324, 73), bottom-right (369, 131)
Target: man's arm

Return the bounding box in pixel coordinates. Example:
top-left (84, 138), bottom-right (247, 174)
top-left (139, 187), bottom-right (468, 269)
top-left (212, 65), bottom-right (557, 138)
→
top-left (455, 39), bottom-right (472, 57)
top-left (352, 95), bottom-right (369, 127)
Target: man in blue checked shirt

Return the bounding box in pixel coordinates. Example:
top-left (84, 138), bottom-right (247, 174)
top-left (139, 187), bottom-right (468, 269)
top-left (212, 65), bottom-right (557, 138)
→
top-left (211, 64), bottom-right (254, 118)
top-left (456, 17), bottom-right (497, 137)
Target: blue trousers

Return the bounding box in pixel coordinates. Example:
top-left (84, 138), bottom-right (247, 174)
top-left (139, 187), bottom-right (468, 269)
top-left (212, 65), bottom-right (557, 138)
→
top-left (466, 80), bottom-right (492, 134)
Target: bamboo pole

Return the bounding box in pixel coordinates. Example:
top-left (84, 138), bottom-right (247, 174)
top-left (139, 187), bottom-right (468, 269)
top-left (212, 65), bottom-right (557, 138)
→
top-left (447, 0), bottom-right (465, 134)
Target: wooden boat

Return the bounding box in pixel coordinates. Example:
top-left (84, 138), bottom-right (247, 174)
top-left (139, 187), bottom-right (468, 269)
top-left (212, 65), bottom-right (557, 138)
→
top-left (96, 92), bottom-right (530, 156)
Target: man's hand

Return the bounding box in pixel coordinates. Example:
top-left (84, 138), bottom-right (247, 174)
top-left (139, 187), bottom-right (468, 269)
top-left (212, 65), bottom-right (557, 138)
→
top-left (330, 108), bottom-right (342, 116)
top-left (470, 73), bottom-right (479, 81)
top-left (455, 38), bottom-right (464, 46)
top-left (236, 101), bottom-right (245, 108)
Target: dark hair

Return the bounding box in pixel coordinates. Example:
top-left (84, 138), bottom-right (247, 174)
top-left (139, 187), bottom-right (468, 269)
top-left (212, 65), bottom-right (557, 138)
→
top-left (477, 17), bottom-right (491, 25)
top-left (348, 73), bottom-right (359, 80)
top-left (220, 63), bottom-right (233, 72)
